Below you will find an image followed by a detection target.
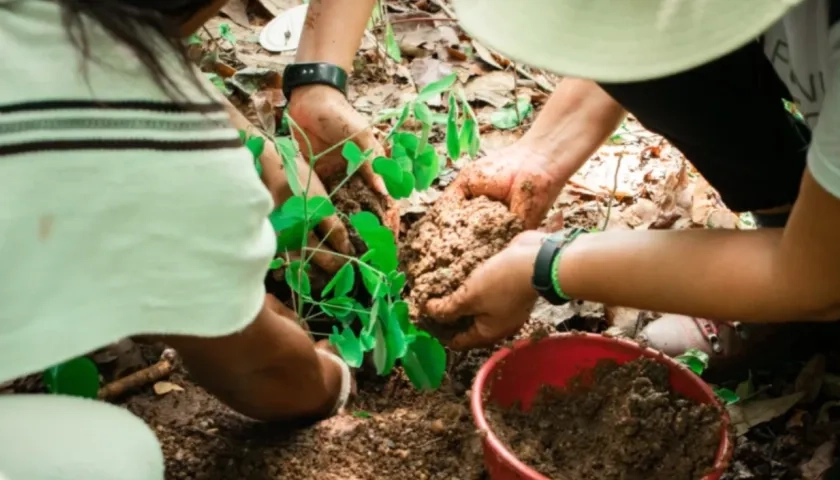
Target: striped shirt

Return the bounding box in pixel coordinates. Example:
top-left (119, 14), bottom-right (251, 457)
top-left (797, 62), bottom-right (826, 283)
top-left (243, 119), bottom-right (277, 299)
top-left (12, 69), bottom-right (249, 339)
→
top-left (0, 1), bottom-right (276, 382)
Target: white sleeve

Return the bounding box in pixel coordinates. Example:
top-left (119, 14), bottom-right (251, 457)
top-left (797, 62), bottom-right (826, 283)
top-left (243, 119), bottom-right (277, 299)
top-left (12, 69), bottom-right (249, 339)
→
top-left (807, 28), bottom-right (840, 198)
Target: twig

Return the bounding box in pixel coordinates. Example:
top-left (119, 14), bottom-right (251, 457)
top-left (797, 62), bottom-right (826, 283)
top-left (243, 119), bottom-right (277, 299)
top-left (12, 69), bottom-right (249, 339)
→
top-left (430, 0), bottom-right (555, 93)
top-left (388, 16), bottom-right (454, 25)
top-left (510, 63), bottom-right (521, 125)
top-left (201, 25), bottom-right (224, 53)
top-left (600, 151), bottom-right (624, 231)
top-left (98, 349), bottom-right (176, 400)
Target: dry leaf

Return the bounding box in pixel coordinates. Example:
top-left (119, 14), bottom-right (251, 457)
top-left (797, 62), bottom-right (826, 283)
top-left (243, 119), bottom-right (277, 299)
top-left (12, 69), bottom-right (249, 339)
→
top-left (408, 57), bottom-right (453, 106)
top-left (471, 41), bottom-right (502, 69)
top-left (221, 0), bottom-right (250, 27)
top-left (800, 439), bottom-right (836, 480)
top-left (255, 0), bottom-right (300, 17)
top-left (604, 306), bottom-right (643, 337)
top-left (153, 381), bottom-right (184, 396)
top-left (795, 354), bottom-right (826, 405)
top-left (823, 373), bottom-right (840, 399)
top-left (464, 71), bottom-right (515, 108)
top-left (728, 391), bottom-right (805, 436)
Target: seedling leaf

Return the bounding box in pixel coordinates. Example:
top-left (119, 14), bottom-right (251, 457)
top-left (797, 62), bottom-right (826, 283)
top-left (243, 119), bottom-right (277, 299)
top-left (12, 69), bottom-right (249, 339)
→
top-left (329, 326), bottom-right (364, 368)
top-left (402, 335), bottom-right (446, 390)
top-left (675, 348), bottom-right (709, 376)
top-left (323, 263), bottom-right (355, 298)
top-left (43, 357), bottom-right (100, 399)
top-left (416, 73), bottom-right (457, 103)
top-left (219, 23), bottom-right (236, 44)
top-left (276, 137), bottom-right (303, 196)
top-left (490, 97), bottom-right (533, 130)
top-left (446, 94), bottom-right (461, 160)
top-left (269, 257), bottom-right (285, 270)
top-left (285, 260), bottom-right (311, 296)
top-left (714, 388), bottom-right (740, 405)
top-left (342, 141), bottom-right (366, 176)
top-left (384, 22), bottom-right (401, 62)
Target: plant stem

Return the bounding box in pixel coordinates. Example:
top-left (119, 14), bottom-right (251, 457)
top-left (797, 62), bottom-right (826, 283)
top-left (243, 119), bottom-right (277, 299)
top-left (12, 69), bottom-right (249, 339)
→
top-left (416, 122), bottom-right (432, 157)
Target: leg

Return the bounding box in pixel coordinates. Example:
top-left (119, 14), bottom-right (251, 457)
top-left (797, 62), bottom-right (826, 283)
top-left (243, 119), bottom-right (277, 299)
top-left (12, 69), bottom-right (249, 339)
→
top-left (0, 395), bottom-right (163, 480)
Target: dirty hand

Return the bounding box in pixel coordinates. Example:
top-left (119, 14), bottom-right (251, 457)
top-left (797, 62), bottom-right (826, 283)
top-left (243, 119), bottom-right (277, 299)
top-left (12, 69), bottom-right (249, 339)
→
top-left (287, 85), bottom-right (399, 235)
top-left (448, 143), bottom-right (562, 230)
top-left (423, 231), bottom-right (545, 350)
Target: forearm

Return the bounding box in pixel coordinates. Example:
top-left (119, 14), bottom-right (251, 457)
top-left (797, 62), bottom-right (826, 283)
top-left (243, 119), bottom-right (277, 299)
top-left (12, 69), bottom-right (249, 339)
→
top-left (556, 227), bottom-right (834, 323)
top-left (295, 0), bottom-right (377, 72)
top-left (522, 78), bottom-right (626, 182)
top-left (163, 298), bottom-right (342, 422)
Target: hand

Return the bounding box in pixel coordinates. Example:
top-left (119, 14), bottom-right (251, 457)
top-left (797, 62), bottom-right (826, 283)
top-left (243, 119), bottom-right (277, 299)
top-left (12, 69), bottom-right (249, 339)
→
top-left (287, 85), bottom-right (399, 235)
top-left (423, 231), bottom-right (545, 350)
top-left (449, 143), bottom-right (562, 229)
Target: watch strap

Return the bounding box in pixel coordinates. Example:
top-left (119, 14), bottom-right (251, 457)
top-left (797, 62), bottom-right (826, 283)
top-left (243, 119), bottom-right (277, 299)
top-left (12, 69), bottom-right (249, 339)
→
top-left (531, 228), bottom-right (587, 305)
top-left (282, 63), bottom-right (348, 101)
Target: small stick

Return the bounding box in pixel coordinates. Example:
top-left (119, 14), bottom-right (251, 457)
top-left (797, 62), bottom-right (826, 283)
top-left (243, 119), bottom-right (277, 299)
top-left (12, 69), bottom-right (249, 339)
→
top-left (98, 349), bottom-right (177, 400)
top-left (600, 151), bottom-right (624, 230)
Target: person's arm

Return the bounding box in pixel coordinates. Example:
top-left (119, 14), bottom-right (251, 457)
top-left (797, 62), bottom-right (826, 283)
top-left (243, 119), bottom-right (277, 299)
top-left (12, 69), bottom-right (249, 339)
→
top-left (294, 0), bottom-right (377, 71)
top-left (519, 78), bottom-right (626, 184)
top-left (162, 296), bottom-right (346, 422)
top-left (558, 169), bottom-right (840, 322)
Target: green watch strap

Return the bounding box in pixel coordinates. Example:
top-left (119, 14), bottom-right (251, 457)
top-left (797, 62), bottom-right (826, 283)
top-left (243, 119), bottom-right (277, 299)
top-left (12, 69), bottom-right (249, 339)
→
top-left (549, 228), bottom-right (587, 301)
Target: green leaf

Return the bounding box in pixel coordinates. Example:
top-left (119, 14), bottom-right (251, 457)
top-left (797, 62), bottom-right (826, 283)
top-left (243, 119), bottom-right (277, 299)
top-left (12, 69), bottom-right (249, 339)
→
top-left (416, 73), bottom-right (457, 103)
top-left (387, 103), bottom-right (412, 139)
top-left (413, 148), bottom-right (440, 190)
top-left (384, 22), bottom-right (401, 62)
top-left (285, 260), bottom-right (311, 296)
top-left (276, 137), bottom-right (303, 196)
top-left (342, 141), bottom-right (367, 176)
top-left (388, 271), bottom-right (406, 296)
top-left (219, 23), bottom-right (236, 44)
top-left (413, 102), bottom-right (434, 125)
top-left (360, 264), bottom-right (384, 298)
top-left (387, 303), bottom-right (408, 358)
top-left (349, 211), bottom-right (382, 233)
top-left (446, 95), bottom-right (461, 160)
top-left (205, 72), bottom-right (232, 96)
top-left (675, 348), bottom-right (710, 376)
top-left (360, 331), bottom-right (376, 352)
top-left (187, 34), bottom-right (202, 46)
top-left (714, 388), bottom-right (740, 405)
top-left (350, 213), bottom-right (399, 272)
top-left (391, 300), bottom-right (413, 332)
top-left (268, 208), bottom-right (301, 233)
top-left (245, 135), bottom-right (265, 160)
top-left (323, 263), bottom-right (355, 298)
top-left (269, 257), bottom-right (285, 270)
top-left (490, 97), bottom-right (533, 130)
top-left (459, 117), bottom-right (480, 159)
top-left (352, 410), bottom-right (372, 419)
top-left (276, 195), bottom-right (336, 227)
top-left (393, 132), bottom-right (420, 157)
top-left (305, 196), bottom-right (336, 225)
top-left (321, 296), bottom-right (356, 320)
top-left (402, 335), bottom-right (446, 390)
top-left (329, 326), bottom-right (364, 368)
top-left (373, 317), bottom-right (389, 374)
top-left (43, 357), bottom-right (100, 399)
top-left (372, 157), bottom-right (404, 184)
top-left (275, 223), bottom-right (306, 251)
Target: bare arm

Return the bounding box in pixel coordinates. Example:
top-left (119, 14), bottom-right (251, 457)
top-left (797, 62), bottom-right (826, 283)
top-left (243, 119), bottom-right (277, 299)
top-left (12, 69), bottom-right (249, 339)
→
top-left (521, 78), bottom-right (626, 184)
top-left (295, 0), bottom-right (378, 70)
top-left (559, 170), bottom-right (840, 323)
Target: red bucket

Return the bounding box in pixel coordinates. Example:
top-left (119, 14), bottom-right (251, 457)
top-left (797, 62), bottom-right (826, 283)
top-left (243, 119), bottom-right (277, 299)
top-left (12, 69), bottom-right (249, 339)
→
top-left (470, 333), bottom-right (733, 480)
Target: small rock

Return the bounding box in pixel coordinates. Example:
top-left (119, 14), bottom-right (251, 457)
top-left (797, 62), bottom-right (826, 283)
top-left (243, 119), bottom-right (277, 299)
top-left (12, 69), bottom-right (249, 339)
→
top-left (430, 419), bottom-right (446, 433)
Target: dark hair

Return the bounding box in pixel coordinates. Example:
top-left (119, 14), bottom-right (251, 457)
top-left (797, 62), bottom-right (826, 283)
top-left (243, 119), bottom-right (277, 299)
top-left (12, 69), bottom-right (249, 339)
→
top-left (57, 0), bottom-right (214, 99)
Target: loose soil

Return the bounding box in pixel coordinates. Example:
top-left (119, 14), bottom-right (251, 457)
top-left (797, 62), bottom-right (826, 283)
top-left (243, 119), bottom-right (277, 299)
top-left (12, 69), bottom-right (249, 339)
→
top-left (401, 194), bottom-right (524, 337)
top-left (487, 358), bottom-right (723, 480)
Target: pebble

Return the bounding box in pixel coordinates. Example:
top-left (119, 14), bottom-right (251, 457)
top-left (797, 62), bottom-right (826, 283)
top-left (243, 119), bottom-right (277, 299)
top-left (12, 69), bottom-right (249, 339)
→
top-left (430, 419), bottom-right (446, 433)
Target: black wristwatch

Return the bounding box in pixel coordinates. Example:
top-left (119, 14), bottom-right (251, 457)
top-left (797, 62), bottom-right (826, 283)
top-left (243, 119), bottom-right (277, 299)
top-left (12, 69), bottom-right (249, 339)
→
top-left (531, 228), bottom-right (587, 305)
top-left (282, 63), bottom-right (348, 101)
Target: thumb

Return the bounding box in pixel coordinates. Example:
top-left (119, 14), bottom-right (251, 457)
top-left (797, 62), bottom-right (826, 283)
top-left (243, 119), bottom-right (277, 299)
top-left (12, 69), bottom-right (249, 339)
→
top-left (424, 285), bottom-right (475, 324)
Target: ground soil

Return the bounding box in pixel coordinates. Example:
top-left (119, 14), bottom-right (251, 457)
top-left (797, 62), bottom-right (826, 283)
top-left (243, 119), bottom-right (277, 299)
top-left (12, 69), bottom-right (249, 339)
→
top-left (487, 358), bottom-right (723, 480)
top-left (401, 194), bottom-right (524, 338)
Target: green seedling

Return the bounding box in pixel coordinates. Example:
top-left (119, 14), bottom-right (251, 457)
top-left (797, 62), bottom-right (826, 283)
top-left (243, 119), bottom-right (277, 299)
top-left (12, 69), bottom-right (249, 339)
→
top-left (43, 356), bottom-right (99, 399)
top-left (675, 348), bottom-right (740, 405)
top-left (238, 80), bottom-right (478, 389)
top-left (490, 97), bottom-right (533, 130)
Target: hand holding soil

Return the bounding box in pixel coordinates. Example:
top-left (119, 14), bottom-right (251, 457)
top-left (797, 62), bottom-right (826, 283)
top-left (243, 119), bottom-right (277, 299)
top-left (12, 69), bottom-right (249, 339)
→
top-left (286, 84), bottom-right (399, 236)
top-left (452, 143), bottom-right (562, 229)
top-left (423, 230), bottom-right (544, 350)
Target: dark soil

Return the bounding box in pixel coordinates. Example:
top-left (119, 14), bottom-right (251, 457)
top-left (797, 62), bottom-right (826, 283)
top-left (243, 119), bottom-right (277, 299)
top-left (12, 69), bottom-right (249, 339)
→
top-left (401, 195), bottom-right (524, 338)
top-left (487, 358), bottom-right (723, 480)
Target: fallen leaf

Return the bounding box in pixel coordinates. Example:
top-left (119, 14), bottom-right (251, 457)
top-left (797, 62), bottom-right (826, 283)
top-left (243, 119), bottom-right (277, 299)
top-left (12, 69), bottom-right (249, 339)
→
top-left (153, 381), bottom-right (185, 396)
top-left (464, 71), bottom-right (515, 108)
top-left (221, 0), bottom-right (250, 27)
top-left (795, 354), bottom-right (826, 404)
top-left (255, 0), bottom-right (300, 17)
top-left (471, 40), bottom-right (503, 69)
top-left (823, 373), bottom-right (840, 398)
top-left (604, 306), bottom-right (643, 337)
top-left (800, 439), bottom-right (835, 480)
top-left (728, 391), bottom-right (805, 436)
top-left (786, 409), bottom-right (808, 430)
top-left (408, 57), bottom-right (453, 106)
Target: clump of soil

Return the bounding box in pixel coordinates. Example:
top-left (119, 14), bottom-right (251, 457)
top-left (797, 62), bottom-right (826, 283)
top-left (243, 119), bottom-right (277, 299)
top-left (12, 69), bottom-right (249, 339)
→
top-left (401, 195), bottom-right (524, 337)
top-left (487, 358), bottom-right (723, 480)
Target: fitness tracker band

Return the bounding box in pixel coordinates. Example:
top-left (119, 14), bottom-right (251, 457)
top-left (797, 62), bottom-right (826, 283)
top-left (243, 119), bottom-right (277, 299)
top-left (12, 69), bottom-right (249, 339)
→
top-left (531, 228), bottom-right (587, 305)
top-left (282, 62), bottom-right (348, 101)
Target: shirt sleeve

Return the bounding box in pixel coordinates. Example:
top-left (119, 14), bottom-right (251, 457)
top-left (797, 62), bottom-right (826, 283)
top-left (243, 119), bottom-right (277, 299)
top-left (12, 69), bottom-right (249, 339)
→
top-left (807, 27), bottom-right (840, 198)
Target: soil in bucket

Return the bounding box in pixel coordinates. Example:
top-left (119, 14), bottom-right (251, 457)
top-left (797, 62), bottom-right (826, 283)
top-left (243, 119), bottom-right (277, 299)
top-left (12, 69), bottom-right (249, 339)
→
top-left (486, 357), bottom-right (723, 480)
top-left (401, 194), bottom-right (524, 338)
